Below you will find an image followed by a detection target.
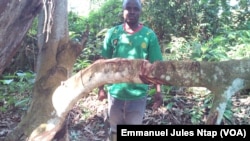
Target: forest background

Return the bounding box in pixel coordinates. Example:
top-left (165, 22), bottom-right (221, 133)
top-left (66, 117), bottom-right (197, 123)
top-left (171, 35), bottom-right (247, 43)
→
top-left (0, 0), bottom-right (249, 140)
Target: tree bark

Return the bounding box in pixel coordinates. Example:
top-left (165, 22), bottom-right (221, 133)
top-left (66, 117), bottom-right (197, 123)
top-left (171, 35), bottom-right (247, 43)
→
top-left (4, 0), bottom-right (88, 140)
top-left (0, 0), bottom-right (43, 75)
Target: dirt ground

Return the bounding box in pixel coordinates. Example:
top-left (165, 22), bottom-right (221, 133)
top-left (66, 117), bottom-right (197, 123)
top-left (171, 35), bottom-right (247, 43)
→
top-left (1, 88), bottom-right (249, 141)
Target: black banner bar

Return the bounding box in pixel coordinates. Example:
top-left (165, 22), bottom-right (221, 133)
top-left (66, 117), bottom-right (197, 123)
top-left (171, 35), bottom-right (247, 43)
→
top-left (117, 125), bottom-right (250, 140)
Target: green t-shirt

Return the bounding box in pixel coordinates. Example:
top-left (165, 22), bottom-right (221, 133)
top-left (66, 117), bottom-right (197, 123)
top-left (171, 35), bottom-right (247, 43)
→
top-left (102, 24), bottom-right (163, 100)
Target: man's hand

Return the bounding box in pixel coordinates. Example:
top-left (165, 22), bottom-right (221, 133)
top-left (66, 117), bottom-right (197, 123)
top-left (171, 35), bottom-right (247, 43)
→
top-left (98, 88), bottom-right (107, 101)
top-left (152, 92), bottom-right (163, 110)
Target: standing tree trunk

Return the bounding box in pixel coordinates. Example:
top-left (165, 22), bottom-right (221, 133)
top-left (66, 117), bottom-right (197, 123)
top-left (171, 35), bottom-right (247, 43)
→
top-left (0, 0), bottom-right (43, 75)
top-left (5, 0), bottom-right (88, 140)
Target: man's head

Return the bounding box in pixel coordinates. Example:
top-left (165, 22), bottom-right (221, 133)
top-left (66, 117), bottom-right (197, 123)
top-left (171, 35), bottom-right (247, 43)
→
top-left (122, 0), bottom-right (142, 26)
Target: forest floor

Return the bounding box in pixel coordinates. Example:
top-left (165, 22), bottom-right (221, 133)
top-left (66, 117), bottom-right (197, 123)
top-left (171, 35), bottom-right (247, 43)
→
top-left (0, 87), bottom-right (249, 141)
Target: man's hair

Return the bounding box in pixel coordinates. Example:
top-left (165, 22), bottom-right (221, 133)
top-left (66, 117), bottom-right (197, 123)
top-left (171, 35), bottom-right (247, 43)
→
top-left (122, 0), bottom-right (142, 9)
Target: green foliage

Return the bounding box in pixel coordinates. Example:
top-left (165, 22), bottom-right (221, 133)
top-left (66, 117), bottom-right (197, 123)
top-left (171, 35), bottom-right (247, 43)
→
top-left (226, 30), bottom-right (250, 59)
top-left (189, 106), bottom-right (204, 124)
top-left (185, 88), bottom-right (212, 124)
top-left (86, 0), bottom-right (122, 47)
top-left (163, 28), bottom-right (250, 62)
top-left (27, 17), bottom-right (38, 37)
top-left (223, 100), bottom-right (234, 124)
top-left (142, 0), bottom-right (217, 41)
top-left (163, 36), bottom-right (192, 61)
top-left (85, 0), bottom-right (122, 35)
top-left (73, 58), bottom-right (92, 73)
top-left (190, 38), bottom-right (229, 62)
top-left (68, 12), bottom-right (87, 42)
top-left (0, 71), bottom-right (35, 112)
top-left (191, 28), bottom-right (250, 61)
top-left (69, 0), bottom-right (123, 71)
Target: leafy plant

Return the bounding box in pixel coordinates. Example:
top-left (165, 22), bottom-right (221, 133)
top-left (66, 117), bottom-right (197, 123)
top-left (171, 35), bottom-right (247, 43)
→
top-left (73, 59), bottom-right (92, 73)
top-left (0, 71), bottom-right (35, 112)
top-left (189, 106), bottom-right (204, 124)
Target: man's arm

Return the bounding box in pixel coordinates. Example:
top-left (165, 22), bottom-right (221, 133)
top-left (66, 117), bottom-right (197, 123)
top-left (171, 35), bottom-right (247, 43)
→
top-left (152, 84), bottom-right (163, 110)
top-left (98, 85), bottom-right (107, 101)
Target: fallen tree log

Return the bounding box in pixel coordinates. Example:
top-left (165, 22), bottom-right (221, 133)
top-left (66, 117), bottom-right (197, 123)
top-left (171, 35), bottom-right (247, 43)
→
top-left (6, 58), bottom-right (250, 140)
top-left (53, 58), bottom-right (250, 126)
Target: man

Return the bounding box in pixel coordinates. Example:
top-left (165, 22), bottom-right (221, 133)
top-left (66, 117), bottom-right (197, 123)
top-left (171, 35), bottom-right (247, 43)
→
top-left (98, 0), bottom-right (163, 140)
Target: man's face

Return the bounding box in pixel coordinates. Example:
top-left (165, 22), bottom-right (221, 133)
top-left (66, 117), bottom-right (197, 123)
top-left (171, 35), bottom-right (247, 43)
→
top-left (123, 0), bottom-right (141, 25)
